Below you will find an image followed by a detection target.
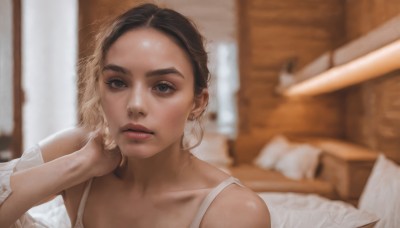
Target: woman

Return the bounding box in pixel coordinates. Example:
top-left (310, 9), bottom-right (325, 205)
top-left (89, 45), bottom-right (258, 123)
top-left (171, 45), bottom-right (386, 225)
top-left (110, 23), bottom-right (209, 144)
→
top-left (0, 3), bottom-right (270, 227)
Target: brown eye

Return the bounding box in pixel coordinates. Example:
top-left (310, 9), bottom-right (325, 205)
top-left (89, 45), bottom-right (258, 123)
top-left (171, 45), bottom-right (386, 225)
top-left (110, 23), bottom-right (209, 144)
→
top-left (153, 82), bottom-right (176, 94)
top-left (106, 79), bottom-right (126, 89)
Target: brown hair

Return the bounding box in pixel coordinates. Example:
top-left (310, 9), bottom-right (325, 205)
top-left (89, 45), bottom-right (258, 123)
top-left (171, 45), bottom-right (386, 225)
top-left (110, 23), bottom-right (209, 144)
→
top-left (79, 3), bottom-right (210, 148)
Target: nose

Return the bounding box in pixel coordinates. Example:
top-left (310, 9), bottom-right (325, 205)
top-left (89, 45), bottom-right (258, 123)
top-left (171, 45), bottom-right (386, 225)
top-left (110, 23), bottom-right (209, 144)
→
top-left (127, 84), bottom-right (148, 119)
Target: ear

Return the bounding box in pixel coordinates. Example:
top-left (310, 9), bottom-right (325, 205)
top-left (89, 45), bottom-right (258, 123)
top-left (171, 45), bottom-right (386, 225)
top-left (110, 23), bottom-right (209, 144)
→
top-left (190, 89), bottom-right (209, 120)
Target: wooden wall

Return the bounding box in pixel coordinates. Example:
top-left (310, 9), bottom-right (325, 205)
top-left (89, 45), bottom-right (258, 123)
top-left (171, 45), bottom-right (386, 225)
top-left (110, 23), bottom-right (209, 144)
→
top-left (344, 0), bottom-right (400, 163)
top-left (79, 0), bottom-right (144, 60)
top-left (236, 0), bottom-right (346, 163)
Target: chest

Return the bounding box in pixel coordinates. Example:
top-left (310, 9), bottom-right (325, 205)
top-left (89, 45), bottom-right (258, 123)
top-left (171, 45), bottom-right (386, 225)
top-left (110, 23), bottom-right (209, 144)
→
top-left (81, 186), bottom-right (208, 228)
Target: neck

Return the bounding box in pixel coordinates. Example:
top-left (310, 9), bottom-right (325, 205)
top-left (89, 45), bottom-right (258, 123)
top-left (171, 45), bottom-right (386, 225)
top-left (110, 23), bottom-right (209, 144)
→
top-left (118, 143), bottom-right (194, 195)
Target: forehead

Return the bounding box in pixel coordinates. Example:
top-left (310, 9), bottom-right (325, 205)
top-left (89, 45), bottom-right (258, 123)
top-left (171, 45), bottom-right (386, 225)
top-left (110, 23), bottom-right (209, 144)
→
top-left (104, 28), bottom-right (193, 75)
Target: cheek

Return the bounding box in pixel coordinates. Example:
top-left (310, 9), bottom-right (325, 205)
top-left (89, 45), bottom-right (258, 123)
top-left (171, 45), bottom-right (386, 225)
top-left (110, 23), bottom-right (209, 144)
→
top-left (100, 92), bottom-right (123, 132)
top-left (159, 98), bottom-right (193, 130)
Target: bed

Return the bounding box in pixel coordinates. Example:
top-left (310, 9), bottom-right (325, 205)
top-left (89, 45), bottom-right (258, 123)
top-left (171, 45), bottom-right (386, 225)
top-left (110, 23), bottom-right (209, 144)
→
top-left (191, 132), bottom-right (400, 227)
top-left (258, 152), bottom-right (400, 228)
top-left (193, 133), bottom-right (378, 202)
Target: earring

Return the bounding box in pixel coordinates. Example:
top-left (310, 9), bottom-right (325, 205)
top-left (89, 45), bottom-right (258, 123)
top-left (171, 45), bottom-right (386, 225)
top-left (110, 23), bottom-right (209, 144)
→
top-left (181, 116), bottom-right (204, 151)
top-left (189, 113), bottom-right (195, 121)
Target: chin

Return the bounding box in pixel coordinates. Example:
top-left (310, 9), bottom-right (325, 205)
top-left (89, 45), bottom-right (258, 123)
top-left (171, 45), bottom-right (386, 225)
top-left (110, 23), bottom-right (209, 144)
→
top-left (119, 143), bottom-right (160, 159)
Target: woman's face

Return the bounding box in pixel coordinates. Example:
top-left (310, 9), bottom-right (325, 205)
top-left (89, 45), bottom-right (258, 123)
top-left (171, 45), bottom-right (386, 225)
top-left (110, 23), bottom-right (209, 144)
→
top-left (99, 28), bottom-right (205, 158)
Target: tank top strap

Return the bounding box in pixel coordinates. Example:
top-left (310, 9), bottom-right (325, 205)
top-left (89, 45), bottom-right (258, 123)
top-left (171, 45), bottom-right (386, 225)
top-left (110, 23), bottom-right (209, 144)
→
top-left (74, 178), bottom-right (94, 228)
top-left (189, 176), bottom-right (243, 228)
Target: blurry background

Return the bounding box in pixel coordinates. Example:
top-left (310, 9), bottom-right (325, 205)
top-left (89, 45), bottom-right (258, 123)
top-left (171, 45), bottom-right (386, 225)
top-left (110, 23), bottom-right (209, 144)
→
top-left (0, 0), bottom-right (399, 165)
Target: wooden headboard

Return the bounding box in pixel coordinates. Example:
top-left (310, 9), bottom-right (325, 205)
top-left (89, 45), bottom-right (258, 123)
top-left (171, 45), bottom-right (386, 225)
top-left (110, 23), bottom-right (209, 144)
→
top-left (229, 135), bottom-right (378, 203)
top-left (293, 137), bottom-right (379, 204)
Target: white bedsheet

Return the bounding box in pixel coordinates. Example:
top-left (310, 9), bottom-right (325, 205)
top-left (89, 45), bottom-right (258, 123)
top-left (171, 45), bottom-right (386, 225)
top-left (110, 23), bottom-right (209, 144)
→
top-left (26, 196), bottom-right (70, 228)
top-left (260, 192), bottom-right (379, 228)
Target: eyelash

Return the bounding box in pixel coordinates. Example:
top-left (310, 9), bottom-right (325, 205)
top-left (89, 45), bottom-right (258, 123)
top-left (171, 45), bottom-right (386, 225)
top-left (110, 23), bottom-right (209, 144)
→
top-left (105, 78), bottom-right (127, 89)
top-left (153, 81), bottom-right (176, 94)
top-left (105, 78), bottom-right (176, 95)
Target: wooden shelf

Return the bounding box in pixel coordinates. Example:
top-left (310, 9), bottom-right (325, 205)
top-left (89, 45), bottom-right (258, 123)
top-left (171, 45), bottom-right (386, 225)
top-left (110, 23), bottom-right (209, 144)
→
top-left (281, 15), bottom-right (400, 97)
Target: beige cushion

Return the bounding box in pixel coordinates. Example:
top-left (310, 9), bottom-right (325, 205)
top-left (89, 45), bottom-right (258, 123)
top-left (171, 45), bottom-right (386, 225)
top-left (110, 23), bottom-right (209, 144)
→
top-left (275, 144), bottom-right (322, 180)
top-left (253, 135), bottom-right (293, 170)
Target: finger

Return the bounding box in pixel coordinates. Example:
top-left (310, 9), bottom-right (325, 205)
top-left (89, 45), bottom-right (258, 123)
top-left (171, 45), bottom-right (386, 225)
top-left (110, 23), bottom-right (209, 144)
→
top-left (87, 130), bottom-right (106, 149)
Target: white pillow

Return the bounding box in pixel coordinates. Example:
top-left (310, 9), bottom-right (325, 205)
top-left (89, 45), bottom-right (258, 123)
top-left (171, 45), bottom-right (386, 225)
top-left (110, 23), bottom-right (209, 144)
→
top-left (191, 132), bottom-right (232, 167)
top-left (358, 154), bottom-right (400, 228)
top-left (275, 144), bottom-right (322, 180)
top-left (260, 192), bottom-right (379, 228)
top-left (253, 135), bottom-right (293, 170)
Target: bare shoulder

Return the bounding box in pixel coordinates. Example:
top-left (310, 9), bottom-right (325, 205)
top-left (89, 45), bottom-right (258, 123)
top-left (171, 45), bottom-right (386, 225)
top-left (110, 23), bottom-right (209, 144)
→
top-left (201, 184), bottom-right (271, 228)
top-left (39, 126), bottom-right (91, 162)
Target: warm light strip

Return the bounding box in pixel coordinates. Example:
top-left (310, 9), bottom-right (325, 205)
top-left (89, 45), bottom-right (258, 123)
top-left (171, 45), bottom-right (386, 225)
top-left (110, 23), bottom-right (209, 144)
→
top-left (284, 39), bottom-right (400, 96)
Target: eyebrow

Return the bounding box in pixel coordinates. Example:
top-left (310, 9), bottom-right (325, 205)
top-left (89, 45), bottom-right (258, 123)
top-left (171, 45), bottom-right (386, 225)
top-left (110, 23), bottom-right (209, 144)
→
top-left (102, 64), bottom-right (184, 78)
top-left (146, 67), bottom-right (184, 78)
top-left (102, 64), bottom-right (130, 74)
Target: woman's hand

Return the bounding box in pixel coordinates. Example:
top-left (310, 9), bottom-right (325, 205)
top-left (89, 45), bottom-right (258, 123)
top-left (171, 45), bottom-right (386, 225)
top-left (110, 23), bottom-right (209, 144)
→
top-left (0, 128), bottom-right (120, 227)
top-left (78, 133), bottom-right (122, 178)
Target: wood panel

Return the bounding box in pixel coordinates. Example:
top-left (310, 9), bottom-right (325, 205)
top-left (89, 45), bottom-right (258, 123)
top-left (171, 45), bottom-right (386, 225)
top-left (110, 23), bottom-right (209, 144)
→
top-left (236, 0), bottom-right (345, 163)
top-left (345, 71), bottom-right (400, 163)
top-left (345, 0), bottom-right (400, 41)
top-left (13, 0), bottom-right (23, 158)
top-left (78, 0), bottom-right (145, 60)
top-left (344, 0), bottom-right (400, 163)
top-left (237, 0), bottom-right (252, 133)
